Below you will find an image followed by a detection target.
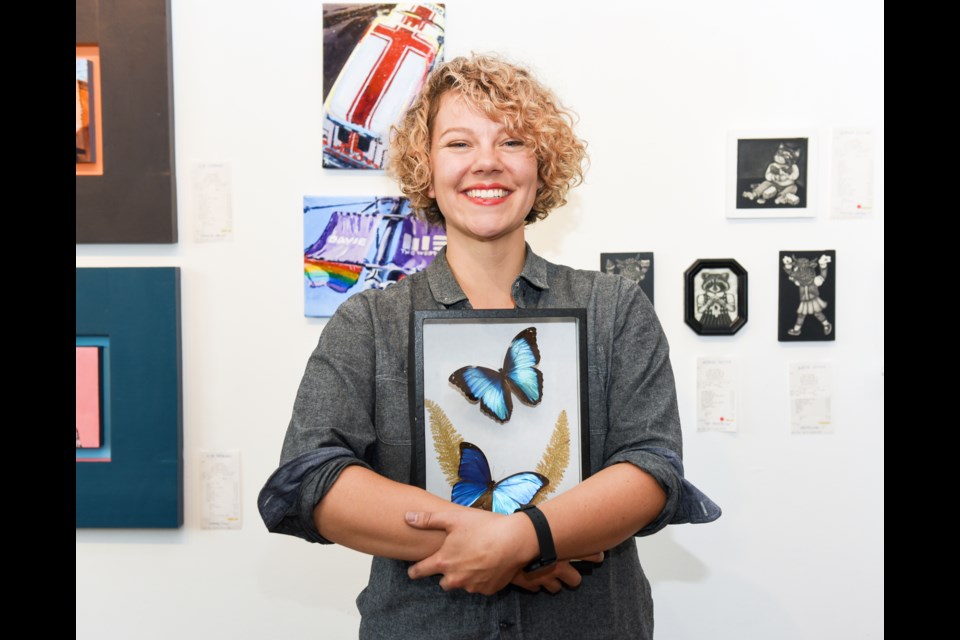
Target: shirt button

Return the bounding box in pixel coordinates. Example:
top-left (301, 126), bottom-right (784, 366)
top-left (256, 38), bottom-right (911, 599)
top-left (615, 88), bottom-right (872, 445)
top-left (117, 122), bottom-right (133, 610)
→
top-left (499, 621), bottom-right (513, 629)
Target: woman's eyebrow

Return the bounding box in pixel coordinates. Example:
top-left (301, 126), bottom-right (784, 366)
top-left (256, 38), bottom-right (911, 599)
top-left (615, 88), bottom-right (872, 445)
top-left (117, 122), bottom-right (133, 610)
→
top-left (436, 127), bottom-right (475, 138)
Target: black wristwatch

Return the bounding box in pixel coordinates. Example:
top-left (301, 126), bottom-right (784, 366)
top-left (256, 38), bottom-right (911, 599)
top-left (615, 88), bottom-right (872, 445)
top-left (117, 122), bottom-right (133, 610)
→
top-left (515, 504), bottom-right (557, 572)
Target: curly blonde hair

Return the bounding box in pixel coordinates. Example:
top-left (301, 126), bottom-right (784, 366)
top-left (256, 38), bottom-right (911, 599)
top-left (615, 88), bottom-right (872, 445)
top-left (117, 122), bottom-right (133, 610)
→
top-left (388, 53), bottom-right (588, 226)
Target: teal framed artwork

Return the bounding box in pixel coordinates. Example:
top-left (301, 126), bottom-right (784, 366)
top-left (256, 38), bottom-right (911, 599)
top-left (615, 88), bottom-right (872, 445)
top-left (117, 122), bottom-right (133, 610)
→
top-left (76, 268), bottom-right (183, 528)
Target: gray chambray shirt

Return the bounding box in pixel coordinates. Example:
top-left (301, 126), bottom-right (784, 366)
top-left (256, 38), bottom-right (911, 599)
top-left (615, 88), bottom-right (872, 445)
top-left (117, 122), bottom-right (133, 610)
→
top-left (260, 245), bottom-right (719, 640)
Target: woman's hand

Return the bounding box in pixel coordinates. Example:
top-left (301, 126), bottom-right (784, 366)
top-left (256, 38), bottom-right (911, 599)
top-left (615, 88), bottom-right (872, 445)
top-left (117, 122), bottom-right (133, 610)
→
top-left (404, 509), bottom-right (537, 595)
top-left (510, 552), bottom-right (605, 594)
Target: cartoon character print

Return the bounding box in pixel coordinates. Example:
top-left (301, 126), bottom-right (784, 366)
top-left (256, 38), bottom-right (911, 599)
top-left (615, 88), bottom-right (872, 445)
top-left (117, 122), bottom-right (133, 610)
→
top-left (743, 143), bottom-right (802, 205)
top-left (783, 254), bottom-right (832, 336)
top-left (604, 257), bottom-right (651, 283)
top-left (696, 272), bottom-right (736, 329)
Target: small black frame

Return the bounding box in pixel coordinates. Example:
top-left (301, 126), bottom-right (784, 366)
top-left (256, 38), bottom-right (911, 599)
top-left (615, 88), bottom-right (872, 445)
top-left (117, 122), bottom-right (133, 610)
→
top-left (684, 259), bottom-right (748, 336)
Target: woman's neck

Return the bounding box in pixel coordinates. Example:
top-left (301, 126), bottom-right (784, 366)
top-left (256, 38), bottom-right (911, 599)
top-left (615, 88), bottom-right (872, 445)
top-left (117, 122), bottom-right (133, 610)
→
top-left (444, 234), bottom-right (526, 310)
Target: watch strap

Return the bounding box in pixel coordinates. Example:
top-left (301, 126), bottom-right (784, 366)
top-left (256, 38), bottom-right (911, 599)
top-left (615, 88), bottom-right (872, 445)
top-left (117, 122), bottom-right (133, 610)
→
top-left (515, 504), bottom-right (557, 572)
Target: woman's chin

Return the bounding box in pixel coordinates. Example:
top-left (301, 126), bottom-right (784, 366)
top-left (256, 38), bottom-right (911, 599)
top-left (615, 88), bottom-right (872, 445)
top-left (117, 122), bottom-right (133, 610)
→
top-left (451, 221), bottom-right (526, 245)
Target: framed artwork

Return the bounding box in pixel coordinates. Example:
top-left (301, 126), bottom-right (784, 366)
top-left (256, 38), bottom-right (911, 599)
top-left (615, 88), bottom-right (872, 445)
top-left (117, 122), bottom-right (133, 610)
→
top-left (728, 131), bottom-right (814, 218)
top-left (304, 195), bottom-right (446, 317)
top-left (76, 268), bottom-right (183, 528)
top-left (601, 252), bottom-right (654, 304)
top-left (778, 250), bottom-right (836, 342)
top-left (684, 259), bottom-right (748, 335)
top-left (75, 54), bottom-right (100, 168)
top-left (76, 342), bottom-right (108, 456)
top-left (77, 0), bottom-right (178, 243)
top-left (322, 3), bottom-right (446, 169)
top-left (410, 310), bottom-right (590, 515)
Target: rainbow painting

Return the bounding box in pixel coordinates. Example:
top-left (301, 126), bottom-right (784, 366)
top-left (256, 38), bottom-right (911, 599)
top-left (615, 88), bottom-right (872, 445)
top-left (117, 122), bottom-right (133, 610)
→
top-left (304, 195), bottom-right (446, 317)
top-left (304, 258), bottom-right (363, 293)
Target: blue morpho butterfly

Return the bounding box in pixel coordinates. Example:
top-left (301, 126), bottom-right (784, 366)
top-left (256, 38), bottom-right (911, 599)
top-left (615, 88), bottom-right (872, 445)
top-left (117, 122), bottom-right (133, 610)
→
top-left (452, 442), bottom-right (549, 515)
top-left (448, 326), bottom-right (543, 424)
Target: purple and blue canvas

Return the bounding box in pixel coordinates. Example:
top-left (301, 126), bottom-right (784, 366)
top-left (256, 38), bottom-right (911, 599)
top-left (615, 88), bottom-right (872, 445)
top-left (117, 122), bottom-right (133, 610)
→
top-left (304, 195), bottom-right (446, 317)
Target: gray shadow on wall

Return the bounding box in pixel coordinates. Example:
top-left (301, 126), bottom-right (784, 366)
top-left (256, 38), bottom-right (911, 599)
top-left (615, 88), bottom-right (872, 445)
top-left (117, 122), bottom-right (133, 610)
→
top-left (635, 528), bottom-right (808, 639)
top-left (635, 526), bottom-right (710, 583)
top-left (257, 539), bottom-right (372, 615)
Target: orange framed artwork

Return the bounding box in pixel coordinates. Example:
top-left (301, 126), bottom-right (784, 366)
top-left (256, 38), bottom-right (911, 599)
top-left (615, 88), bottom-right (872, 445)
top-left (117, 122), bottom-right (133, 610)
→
top-left (76, 0), bottom-right (177, 243)
top-left (75, 46), bottom-right (103, 175)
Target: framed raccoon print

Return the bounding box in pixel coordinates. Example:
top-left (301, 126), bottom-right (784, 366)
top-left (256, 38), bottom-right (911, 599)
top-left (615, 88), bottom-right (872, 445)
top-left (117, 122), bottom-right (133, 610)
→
top-left (684, 259), bottom-right (748, 336)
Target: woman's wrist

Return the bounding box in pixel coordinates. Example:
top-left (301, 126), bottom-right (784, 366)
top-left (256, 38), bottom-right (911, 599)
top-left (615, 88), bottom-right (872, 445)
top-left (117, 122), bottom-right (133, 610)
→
top-left (507, 509), bottom-right (546, 569)
top-left (514, 504), bottom-right (557, 572)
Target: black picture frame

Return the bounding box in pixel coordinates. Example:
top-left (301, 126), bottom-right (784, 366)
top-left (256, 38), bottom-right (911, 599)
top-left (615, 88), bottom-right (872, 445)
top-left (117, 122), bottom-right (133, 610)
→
top-left (600, 252), bottom-right (654, 304)
top-left (76, 0), bottom-right (178, 243)
top-left (409, 309), bottom-right (590, 514)
top-left (684, 259), bottom-right (748, 335)
top-left (778, 250), bottom-right (836, 342)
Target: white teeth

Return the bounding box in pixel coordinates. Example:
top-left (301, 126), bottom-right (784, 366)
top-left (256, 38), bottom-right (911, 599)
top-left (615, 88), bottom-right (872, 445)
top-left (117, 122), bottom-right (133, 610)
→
top-left (465, 189), bottom-right (508, 199)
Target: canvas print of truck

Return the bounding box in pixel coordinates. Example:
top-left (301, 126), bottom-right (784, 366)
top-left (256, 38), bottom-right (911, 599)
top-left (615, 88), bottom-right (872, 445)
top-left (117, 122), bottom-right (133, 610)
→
top-left (322, 3), bottom-right (445, 169)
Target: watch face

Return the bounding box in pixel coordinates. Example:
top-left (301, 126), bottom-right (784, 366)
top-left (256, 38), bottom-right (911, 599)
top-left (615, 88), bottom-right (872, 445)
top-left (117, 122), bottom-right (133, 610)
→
top-left (524, 558), bottom-right (556, 573)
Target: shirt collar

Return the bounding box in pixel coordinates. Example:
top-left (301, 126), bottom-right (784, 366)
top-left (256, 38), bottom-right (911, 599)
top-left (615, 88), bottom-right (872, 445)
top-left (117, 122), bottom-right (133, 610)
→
top-left (425, 247), bottom-right (468, 306)
top-left (518, 243), bottom-right (550, 290)
top-left (426, 243), bottom-right (550, 307)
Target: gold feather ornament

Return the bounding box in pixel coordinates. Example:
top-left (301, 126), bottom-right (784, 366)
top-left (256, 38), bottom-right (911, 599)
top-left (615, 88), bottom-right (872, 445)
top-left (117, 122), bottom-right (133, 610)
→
top-left (532, 410), bottom-right (570, 504)
top-left (426, 400), bottom-right (571, 506)
top-left (425, 398), bottom-right (463, 487)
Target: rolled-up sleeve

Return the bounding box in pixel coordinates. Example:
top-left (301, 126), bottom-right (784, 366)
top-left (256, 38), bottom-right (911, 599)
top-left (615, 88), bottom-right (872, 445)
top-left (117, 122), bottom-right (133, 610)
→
top-left (259, 295), bottom-right (380, 543)
top-left (598, 278), bottom-right (686, 536)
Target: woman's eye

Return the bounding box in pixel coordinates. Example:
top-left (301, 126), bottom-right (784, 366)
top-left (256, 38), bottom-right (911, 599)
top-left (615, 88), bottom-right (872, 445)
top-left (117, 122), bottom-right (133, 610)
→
top-left (447, 141), bottom-right (469, 149)
top-left (504, 139), bottom-right (525, 148)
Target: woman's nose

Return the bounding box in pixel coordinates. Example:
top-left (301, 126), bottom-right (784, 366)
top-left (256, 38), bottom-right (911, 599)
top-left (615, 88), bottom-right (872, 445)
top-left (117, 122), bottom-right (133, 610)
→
top-left (471, 144), bottom-right (502, 173)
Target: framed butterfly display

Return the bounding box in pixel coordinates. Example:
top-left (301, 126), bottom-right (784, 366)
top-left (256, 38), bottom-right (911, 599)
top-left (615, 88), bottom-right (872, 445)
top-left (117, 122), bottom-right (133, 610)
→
top-left (410, 310), bottom-right (590, 514)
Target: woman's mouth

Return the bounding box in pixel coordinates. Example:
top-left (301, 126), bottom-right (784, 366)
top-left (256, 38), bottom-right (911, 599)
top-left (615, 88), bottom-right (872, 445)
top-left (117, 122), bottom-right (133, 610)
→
top-left (464, 188), bottom-right (509, 199)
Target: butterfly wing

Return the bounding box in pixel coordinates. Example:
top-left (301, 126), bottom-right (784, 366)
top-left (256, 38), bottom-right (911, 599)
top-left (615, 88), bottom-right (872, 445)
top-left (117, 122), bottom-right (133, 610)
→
top-left (449, 366), bottom-right (513, 423)
top-left (491, 472), bottom-right (549, 515)
top-left (502, 327), bottom-right (543, 407)
top-left (453, 443), bottom-right (549, 514)
top-left (451, 442), bottom-right (493, 508)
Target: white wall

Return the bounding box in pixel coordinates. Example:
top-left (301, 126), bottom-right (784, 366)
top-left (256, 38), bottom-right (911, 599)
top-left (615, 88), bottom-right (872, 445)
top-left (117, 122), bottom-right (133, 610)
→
top-left (76, 1), bottom-right (884, 638)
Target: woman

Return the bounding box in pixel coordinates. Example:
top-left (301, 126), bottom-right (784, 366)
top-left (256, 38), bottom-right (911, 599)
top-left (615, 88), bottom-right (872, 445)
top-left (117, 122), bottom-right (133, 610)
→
top-left (260, 53), bottom-right (719, 640)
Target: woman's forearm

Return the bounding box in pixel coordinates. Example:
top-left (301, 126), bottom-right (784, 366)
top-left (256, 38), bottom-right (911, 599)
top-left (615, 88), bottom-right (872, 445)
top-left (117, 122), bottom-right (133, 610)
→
top-left (314, 465), bottom-right (462, 561)
top-left (538, 462), bottom-right (666, 561)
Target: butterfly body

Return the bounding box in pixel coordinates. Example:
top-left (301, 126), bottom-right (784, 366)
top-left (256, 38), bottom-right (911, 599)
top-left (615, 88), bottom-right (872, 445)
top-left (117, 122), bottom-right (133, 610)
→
top-left (449, 327), bottom-right (543, 423)
top-left (452, 442), bottom-right (548, 515)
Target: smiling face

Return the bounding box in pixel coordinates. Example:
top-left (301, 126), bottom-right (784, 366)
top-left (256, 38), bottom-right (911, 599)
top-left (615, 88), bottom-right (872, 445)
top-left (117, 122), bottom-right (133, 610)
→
top-left (428, 92), bottom-right (540, 246)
